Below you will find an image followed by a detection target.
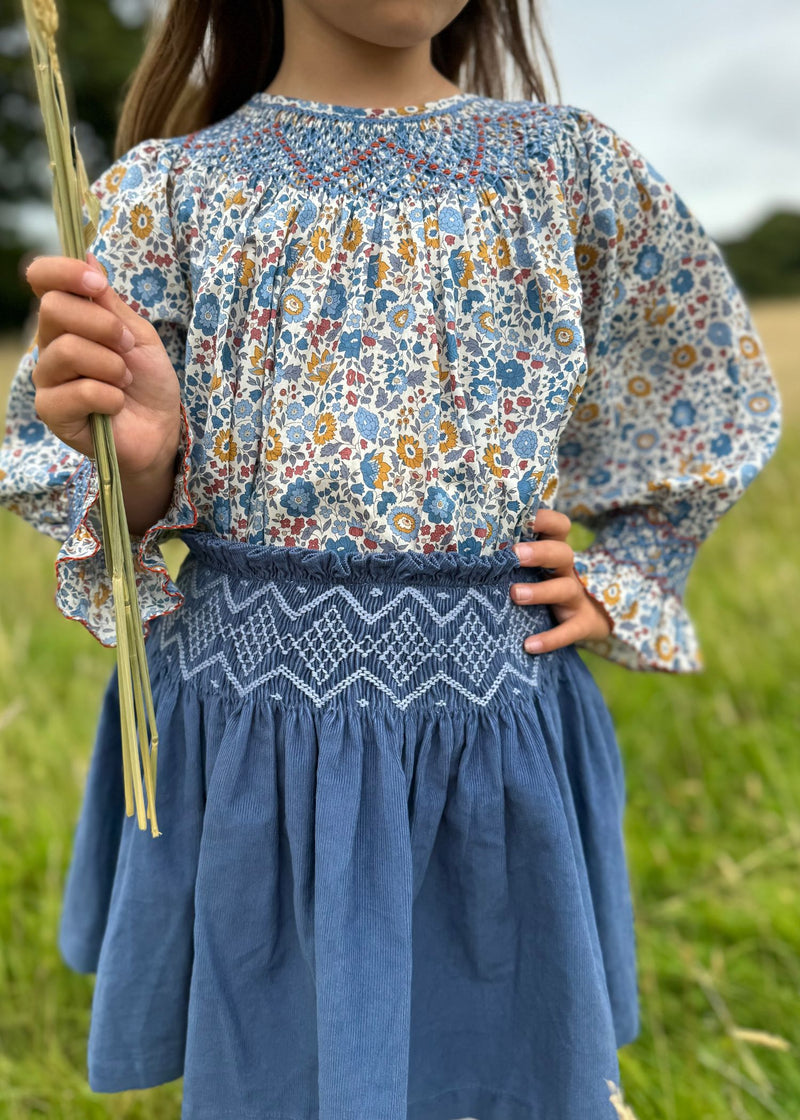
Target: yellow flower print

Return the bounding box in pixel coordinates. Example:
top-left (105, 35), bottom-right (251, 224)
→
top-left (397, 435), bottom-right (424, 468)
top-left (637, 182), bottom-right (652, 211)
top-left (285, 204), bottom-right (300, 229)
top-left (477, 308), bottom-right (496, 335)
top-left (342, 217), bottom-right (363, 252)
top-left (644, 299), bottom-right (676, 326)
top-left (283, 291), bottom-right (306, 317)
top-left (494, 237), bottom-right (511, 268)
top-left (130, 202), bottom-right (154, 239)
top-left (655, 634), bottom-right (674, 661)
top-left (747, 392), bottom-right (773, 415)
top-left (575, 402), bottom-right (599, 423)
top-left (546, 266), bottom-right (569, 291)
top-left (634, 431), bottom-right (657, 452)
top-left (477, 241), bottom-right (493, 267)
top-left (439, 419), bottom-right (458, 452)
top-left (398, 238), bottom-right (417, 266)
top-left (575, 244), bottom-right (598, 271)
top-left (602, 582), bottom-right (621, 607)
top-left (103, 166), bottom-right (126, 194)
top-left (308, 350), bottom-right (337, 385)
top-left (213, 429), bottom-right (238, 462)
top-left (434, 357), bottom-right (450, 386)
top-left (553, 324), bottom-right (575, 349)
top-left (224, 189), bottom-right (248, 211)
top-left (454, 249), bottom-right (474, 288)
top-left (621, 600), bottom-right (639, 621)
top-left (249, 345), bottom-right (265, 376)
top-left (368, 451), bottom-right (391, 490)
top-left (628, 376), bottom-right (651, 397)
top-left (239, 252), bottom-right (255, 287)
top-left (423, 218), bottom-right (439, 247)
top-left (615, 218), bottom-right (624, 241)
top-left (313, 412), bottom-right (337, 446)
top-left (391, 508), bottom-right (418, 536)
top-left (478, 186), bottom-right (498, 206)
top-left (92, 584), bottom-right (111, 609)
top-left (210, 372), bottom-right (223, 391)
top-left (739, 334), bottom-right (761, 359)
top-left (672, 344), bottom-right (697, 368)
top-left (311, 227), bottom-right (331, 262)
top-left (483, 444), bottom-right (503, 478)
top-left (391, 306), bottom-right (413, 330)
top-left (264, 426), bottom-right (283, 462)
top-left (542, 475), bottom-right (558, 501)
top-left (373, 254), bottom-right (389, 288)
top-left (571, 502), bottom-right (595, 521)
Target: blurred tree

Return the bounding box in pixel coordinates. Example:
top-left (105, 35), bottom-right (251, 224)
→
top-left (719, 211), bottom-right (800, 299)
top-left (0, 0), bottom-right (153, 327)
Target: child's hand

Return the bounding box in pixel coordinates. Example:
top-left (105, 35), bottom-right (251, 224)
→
top-left (25, 251), bottom-right (181, 479)
top-left (511, 509), bottom-right (613, 653)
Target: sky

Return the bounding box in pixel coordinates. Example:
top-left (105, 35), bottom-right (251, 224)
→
top-left (536, 0), bottom-right (800, 240)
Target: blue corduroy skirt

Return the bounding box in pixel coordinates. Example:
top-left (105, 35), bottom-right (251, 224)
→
top-left (58, 532), bottom-right (639, 1120)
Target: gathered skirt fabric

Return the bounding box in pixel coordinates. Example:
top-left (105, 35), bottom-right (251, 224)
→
top-left (58, 533), bottom-right (640, 1120)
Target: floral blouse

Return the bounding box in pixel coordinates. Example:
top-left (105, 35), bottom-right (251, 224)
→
top-left (0, 90), bottom-right (782, 672)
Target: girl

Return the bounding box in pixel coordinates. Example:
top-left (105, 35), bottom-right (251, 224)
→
top-left (0, 0), bottom-right (782, 1117)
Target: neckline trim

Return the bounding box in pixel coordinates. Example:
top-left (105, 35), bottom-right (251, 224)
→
top-left (244, 90), bottom-right (478, 120)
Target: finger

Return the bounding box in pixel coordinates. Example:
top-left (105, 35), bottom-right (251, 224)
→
top-left (526, 506), bottom-right (572, 540)
top-left (513, 538), bottom-right (574, 572)
top-left (510, 576), bottom-right (576, 604)
top-left (84, 251), bottom-right (154, 342)
top-left (26, 254), bottom-right (110, 300)
top-left (35, 378), bottom-right (127, 433)
top-left (523, 613), bottom-right (587, 654)
top-left (37, 288), bottom-right (137, 354)
top-left (33, 333), bottom-right (132, 391)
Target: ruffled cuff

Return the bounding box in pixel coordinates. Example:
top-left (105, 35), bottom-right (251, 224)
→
top-left (571, 544), bottom-right (705, 673)
top-left (54, 401), bottom-right (198, 646)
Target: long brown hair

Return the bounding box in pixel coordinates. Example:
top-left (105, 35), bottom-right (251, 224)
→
top-left (114, 0), bottom-right (561, 158)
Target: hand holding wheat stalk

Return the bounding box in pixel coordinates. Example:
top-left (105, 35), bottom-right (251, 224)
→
top-left (22, 0), bottom-right (160, 837)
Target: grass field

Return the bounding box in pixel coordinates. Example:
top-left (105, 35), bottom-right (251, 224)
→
top-left (1, 299), bottom-right (798, 1119)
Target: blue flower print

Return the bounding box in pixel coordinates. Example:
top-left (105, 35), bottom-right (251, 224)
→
top-left (634, 244), bottom-right (664, 280)
top-left (131, 267), bottom-right (166, 309)
top-left (18, 420), bottom-right (45, 444)
top-left (422, 486), bottom-right (455, 524)
top-left (389, 303), bottom-right (415, 332)
top-left (710, 433), bottom-right (732, 457)
top-left (339, 329), bottom-right (361, 358)
top-left (497, 358), bottom-right (525, 390)
top-left (386, 369), bottom-right (408, 394)
top-left (176, 196), bottom-right (194, 223)
top-left (355, 406), bottom-right (380, 441)
top-left (670, 399), bottom-right (697, 427)
top-left (593, 208), bottom-right (616, 237)
top-left (120, 163), bottom-right (143, 190)
top-left (671, 268), bottom-right (693, 295)
top-left (439, 206), bottom-right (465, 236)
top-left (320, 280), bottom-right (347, 321)
top-left (513, 430), bottom-right (538, 459)
top-left (708, 321), bottom-right (733, 347)
top-left (324, 536), bottom-right (359, 555)
top-left (296, 197), bottom-right (317, 230)
top-left (194, 291), bottom-right (219, 335)
top-left (280, 478), bottom-right (319, 516)
top-left (286, 401), bottom-right (304, 421)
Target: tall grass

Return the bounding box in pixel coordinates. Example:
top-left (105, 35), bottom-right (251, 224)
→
top-left (0, 297), bottom-right (798, 1117)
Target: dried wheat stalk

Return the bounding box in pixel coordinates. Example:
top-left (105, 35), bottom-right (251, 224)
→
top-left (22, 0), bottom-right (160, 836)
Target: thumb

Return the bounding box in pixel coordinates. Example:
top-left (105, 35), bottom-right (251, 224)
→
top-left (85, 250), bottom-right (155, 341)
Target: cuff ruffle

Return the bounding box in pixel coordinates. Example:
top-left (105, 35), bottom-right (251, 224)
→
top-left (54, 402), bottom-right (197, 646)
top-left (571, 545), bottom-right (705, 673)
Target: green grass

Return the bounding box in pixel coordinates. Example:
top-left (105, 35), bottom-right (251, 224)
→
top-left (0, 302), bottom-right (798, 1118)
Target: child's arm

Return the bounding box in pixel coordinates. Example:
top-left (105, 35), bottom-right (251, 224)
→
top-left (0, 138), bottom-right (198, 646)
top-left (548, 108), bottom-right (782, 673)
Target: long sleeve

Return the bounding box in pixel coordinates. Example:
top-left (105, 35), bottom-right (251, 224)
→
top-left (552, 108), bottom-right (782, 672)
top-left (0, 138), bottom-right (198, 645)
